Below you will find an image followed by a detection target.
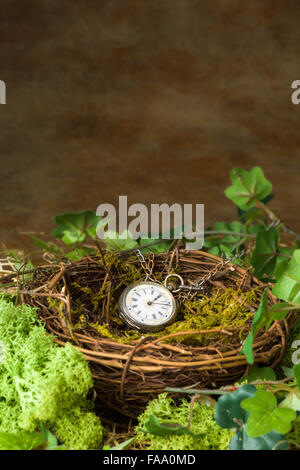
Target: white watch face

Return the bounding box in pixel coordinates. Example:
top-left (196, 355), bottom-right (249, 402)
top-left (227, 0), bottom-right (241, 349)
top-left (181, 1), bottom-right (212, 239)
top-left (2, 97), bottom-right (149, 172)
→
top-left (119, 282), bottom-right (177, 331)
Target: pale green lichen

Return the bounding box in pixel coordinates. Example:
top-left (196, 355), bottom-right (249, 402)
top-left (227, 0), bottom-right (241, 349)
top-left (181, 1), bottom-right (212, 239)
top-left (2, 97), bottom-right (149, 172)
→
top-left (136, 393), bottom-right (233, 450)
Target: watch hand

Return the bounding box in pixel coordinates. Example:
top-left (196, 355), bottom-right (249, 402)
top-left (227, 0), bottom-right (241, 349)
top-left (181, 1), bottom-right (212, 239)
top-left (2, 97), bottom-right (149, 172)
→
top-left (152, 302), bottom-right (170, 306)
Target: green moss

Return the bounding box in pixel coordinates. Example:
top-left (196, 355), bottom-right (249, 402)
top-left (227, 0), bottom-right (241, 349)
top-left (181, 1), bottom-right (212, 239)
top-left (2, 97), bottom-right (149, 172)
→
top-left (88, 322), bottom-right (141, 343)
top-left (47, 297), bottom-right (66, 318)
top-left (159, 287), bottom-right (257, 345)
top-left (136, 393), bottom-right (233, 450)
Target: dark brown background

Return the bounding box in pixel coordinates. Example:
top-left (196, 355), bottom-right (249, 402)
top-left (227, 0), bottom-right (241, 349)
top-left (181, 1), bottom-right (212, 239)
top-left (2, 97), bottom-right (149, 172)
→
top-left (1, 1), bottom-right (300, 251)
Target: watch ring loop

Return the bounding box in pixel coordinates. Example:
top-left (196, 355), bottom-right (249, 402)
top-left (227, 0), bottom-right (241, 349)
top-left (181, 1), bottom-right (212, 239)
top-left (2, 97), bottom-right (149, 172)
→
top-left (164, 274), bottom-right (184, 293)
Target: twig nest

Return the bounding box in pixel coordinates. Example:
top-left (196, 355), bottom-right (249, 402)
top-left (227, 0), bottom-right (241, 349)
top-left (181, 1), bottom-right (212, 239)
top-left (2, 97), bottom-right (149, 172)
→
top-left (20, 249), bottom-right (295, 415)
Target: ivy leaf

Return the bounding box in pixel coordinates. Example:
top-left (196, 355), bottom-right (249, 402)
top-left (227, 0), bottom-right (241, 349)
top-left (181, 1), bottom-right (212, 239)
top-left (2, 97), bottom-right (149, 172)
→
top-left (40, 422), bottom-right (58, 450)
top-left (225, 167), bottom-right (272, 211)
top-left (139, 238), bottom-right (171, 254)
top-left (0, 431), bottom-right (45, 450)
top-left (279, 393), bottom-right (300, 412)
top-left (214, 385), bottom-right (257, 429)
top-left (139, 415), bottom-right (203, 439)
top-left (103, 230), bottom-right (138, 251)
top-left (51, 210), bottom-right (101, 244)
top-left (237, 194), bottom-right (274, 222)
top-left (229, 426), bottom-right (288, 450)
top-left (204, 221), bottom-right (246, 263)
top-left (266, 302), bottom-right (299, 327)
top-left (65, 247), bottom-right (94, 261)
top-left (294, 363), bottom-right (300, 388)
top-left (29, 235), bottom-right (60, 254)
top-left (282, 366), bottom-right (294, 379)
top-left (241, 390), bottom-right (296, 437)
top-left (237, 365), bottom-right (276, 384)
top-left (215, 385), bottom-right (289, 450)
top-left (102, 437), bottom-right (135, 450)
top-left (8, 257), bottom-right (35, 282)
top-left (273, 250), bottom-right (300, 302)
top-left (251, 227), bottom-right (279, 280)
top-left (204, 221), bottom-right (246, 250)
top-left (241, 289), bottom-right (269, 364)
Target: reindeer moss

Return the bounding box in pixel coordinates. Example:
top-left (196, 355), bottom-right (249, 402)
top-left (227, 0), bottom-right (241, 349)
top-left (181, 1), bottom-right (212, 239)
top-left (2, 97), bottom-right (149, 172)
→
top-left (136, 393), bottom-right (233, 450)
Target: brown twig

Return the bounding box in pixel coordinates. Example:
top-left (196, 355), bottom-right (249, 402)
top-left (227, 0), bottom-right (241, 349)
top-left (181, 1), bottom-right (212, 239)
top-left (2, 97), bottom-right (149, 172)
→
top-left (187, 394), bottom-right (200, 430)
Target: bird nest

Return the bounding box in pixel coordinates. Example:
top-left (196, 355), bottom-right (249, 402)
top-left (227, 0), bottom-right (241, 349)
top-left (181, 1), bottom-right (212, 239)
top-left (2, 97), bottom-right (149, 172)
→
top-left (16, 249), bottom-right (295, 417)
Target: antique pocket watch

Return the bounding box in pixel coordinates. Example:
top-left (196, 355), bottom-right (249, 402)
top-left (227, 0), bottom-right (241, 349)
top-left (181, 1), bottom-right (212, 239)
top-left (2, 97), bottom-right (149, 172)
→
top-left (118, 281), bottom-right (178, 333)
top-left (118, 249), bottom-right (207, 333)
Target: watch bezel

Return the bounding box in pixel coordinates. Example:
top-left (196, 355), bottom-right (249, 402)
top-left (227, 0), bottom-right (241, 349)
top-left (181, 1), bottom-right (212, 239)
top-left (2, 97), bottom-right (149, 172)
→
top-left (118, 281), bottom-right (177, 333)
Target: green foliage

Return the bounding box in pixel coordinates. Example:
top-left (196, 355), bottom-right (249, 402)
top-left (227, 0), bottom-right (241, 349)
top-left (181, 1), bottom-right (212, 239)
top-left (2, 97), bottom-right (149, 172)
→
top-left (136, 394), bottom-right (232, 450)
top-left (279, 392), bottom-right (300, 412)
top-left (103, 230), bottom-right (138, 251)
top-left (251, 227), bottom-right (279, 280)
top-left (0, 423), bottom-right (64, 450)
top-left (237, 366), bottom-right (276, 384)
top-left (215, 385), bottom-right (256, 429)
top-left (102, 437), bottom-right (136, 450)
top-left (241, 390), bottom-right (296, 437)
top-left (103, 233), bottom-right (171, 254)
top-left (0, 430), bottom-right (45, 450)
top-left (28, 235), bottom-right (60, 254)
top-left (294, 362), bottom-right (300, 388)
top-left (273, 249), bottom-right (300, 302)
top-left (40, 421), bottom-right (62, 449)
top-left (139, 238), bottom-right (172, 254)
top-left (139, 415), bottom-right (204, 439)
top-left (215, 385), bottom-right (289, 450)
top-left (280, 320), bottom-right (300, 370)
top-left (102, 436), bottom-right (135, 450)
top-left (237, 194), bottom-right (274, 222)
top-left (225, 166), bottom-right (272, 211)
top-left (241, 289), bottom-right (269, 364)
top-left (203, 221), bottom-right (246, 262)
top-left (0, 298), bottom-right (103, 450)
top-left (241, 288), bottom-right (295, 365)
top-left (51, 210), bottom-right (101, 244)
top-left (65, 247), bottom-right (94, 261)
top-left (229, 427), bottom-right (288, 450)
top-left (267, 302), bottom-right (300, 326)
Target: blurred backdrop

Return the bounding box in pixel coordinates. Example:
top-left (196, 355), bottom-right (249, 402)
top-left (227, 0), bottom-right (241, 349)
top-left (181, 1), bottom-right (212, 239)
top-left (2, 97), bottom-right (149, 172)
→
top-left (1, 0), bottom-right (300, 250)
